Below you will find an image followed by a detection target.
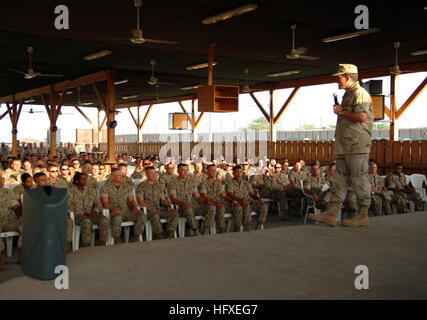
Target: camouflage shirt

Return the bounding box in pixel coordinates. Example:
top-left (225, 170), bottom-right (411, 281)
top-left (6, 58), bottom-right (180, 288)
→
top-left (385, 172), bottom-right (408, 190)
top-left (168, 177), bottom-right (198, 204)
top-left (131, 168), bottom-right (146, 180)
top-left (48, 177), bottom-right (69, 189)
top-left (199, 178), bottom-right (225, 202)
top-left (100, 179), bottom-right (133, 209)
top-left (289, 170), bottom-right (307, 188)
top-left (226, 179), bottom-right (253, 202)
top-left (303, 175), bottom-right (326, 196)
top-left (334, 81), bottom-right (373, 155)
top-left (0, 187), bottom-right (19, 218)
top-left (188, 173), bottom-right (208, 191)
top-left (136, 181), bottom-right (165, 209)
top-left (3, 168), bottom-right (26, 185)
top-left (368, 173), bottom-right (385, 192)
top-left (68, 184), bottom-right (103, 215)
top-left (159, 173), bottom-right (178, 192)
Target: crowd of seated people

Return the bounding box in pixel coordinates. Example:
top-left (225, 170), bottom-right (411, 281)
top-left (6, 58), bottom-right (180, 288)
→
top-left (1, 141), bottom-right (426, 271)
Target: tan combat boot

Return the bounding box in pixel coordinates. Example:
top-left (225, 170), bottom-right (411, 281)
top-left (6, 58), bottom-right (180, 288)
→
top-left (202, 228), bottom-right (210, 235)
top-left (167, 231), bottom-right (174, 239)
top-left (193, 228), bottom-right (200, 236)
top-left (342, 205), bottom-right (370, 227)
top-left (308, 201), bottom-right (341, 227)
top-left (0, 253), bottom-right (6, 271)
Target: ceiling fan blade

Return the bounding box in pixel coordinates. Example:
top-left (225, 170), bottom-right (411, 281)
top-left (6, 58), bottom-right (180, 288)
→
top-left (38, 73), bottom-right (64, 77)
top-left (157, 81), bottom-right (175, 85)
top-left (144, 38), bottom-right (180, 45)
top-left (294, 47), bottom-right (308, 55)
top-left (300, 55), bottom-right (320, 60)
top-left (6, 68), bottom-right (26, 74)
top-left (96, 37), bottom-right (129, 41)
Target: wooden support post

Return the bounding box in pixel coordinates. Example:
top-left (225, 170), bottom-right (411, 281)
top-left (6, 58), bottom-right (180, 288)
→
top-left (208, 43), bottom-right (216, 86)
top-left (137, 105), bottom-right (142, 143)
top-left (191, 99), bottom-right (197, 142)
top-left (106, 69), bottom-right (116, 162)
top-left (6, 96), bottom-right (22, 157)
top-left (269, 90), bottom-right (276, 143)
top-left (390, 74), bottom-right (399, 141)
top-left (50, 86), bottom-right (57, 157)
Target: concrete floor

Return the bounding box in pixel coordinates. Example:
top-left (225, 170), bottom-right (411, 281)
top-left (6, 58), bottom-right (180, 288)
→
top-left (0, 212), bottom-right (427, 299)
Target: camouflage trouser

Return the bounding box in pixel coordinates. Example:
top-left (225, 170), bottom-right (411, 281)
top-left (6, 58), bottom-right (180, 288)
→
top-left (330, 154), bottom-right (371, 207)
top-left (178, 206), bottom-right (198, 230)
top-left (286, 186), bottom-right (303, 214)
top-left (91, 213), bottom-right (110, 243)
top-left (194, 203), bottom-right (216, 229)
top-left (120, 207), bottom-right (147, 236)
top-left (371, 194), bottom-right (392, 216)
top-left (392, 191), bottom-right (424, 213)
top-left (242, 202), bottom-right (268, 226)
top-left (229, 205), bottom-right (243, 228)
top-left (110, 214), bottom-right (122, 238)
top-left (148, 207), bottom-right (179, 234)
top-left (214, 205), bottom-right (226, 230)
top-left (67, 217), bottom-right (74, 243)
top-left (0, 214), bottom-right (21, 252)
top-left (343, 190), bottom-right (358, 216)
top-left (269, 189), bottom-right (289, 215)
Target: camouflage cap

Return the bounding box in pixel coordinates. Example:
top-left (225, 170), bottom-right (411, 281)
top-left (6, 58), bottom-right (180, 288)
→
top-left (332, 64), bottom-right (358, 76)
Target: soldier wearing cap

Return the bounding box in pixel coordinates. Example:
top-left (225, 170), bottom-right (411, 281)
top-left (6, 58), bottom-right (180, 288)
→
top-left (309, 64), bottom-right (373, 227)
top-left (368, 162), bottom-right (392, 215)
top-left (159, 162), bottom-right (178, 192)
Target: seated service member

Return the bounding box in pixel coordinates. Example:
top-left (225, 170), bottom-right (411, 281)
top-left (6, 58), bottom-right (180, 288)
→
top-left (47, 164), bottom-right (69, 189)
top-left (81, 162), bottom-right (99, 190)
top-left (13, 173), bottom-right (35, 205)
top-left (169, 163), bottom-right (216, 236)
top-left (136, 167), bottom-right (179, 240)
top-left (100, 168), bottom-right (146, 243)
top-left (226, 166), bottom-right (267, 231)
top-left (0, 172), bottom-right (22, 270)
top-left (386, 162), bottom-right (424, 213)
top-left (287, 161), bottom-right (307, 216)
top-left (3, 159), bottom-right (25, 185)
top-left (368, 162), bottom-right (392, 216)
top-left (199, 164), bottom-right (234, 233)
top-left (68, 172), bottom-right (110, 247)
top-left (303, 162), bottom-right (329, 211)
top-left (159, 162), bottom-right (178, 192)
top-left (33, 172), bottom-right (74, 253)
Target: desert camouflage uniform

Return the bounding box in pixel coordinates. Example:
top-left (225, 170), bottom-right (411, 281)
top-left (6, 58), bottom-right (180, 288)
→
top-left (217, 170), bottom-right (234, 185)
top-left (3, 168), bottom-right (26, 186)
top-left (38, 147), bottom-right (49, 156)
top-left (159, 173), bottom-right (178, 192)
top-left (86, 175), bottom-right (99, 191)
top-left (287, 170), bottom-right (306, 214)
top-left (48, 178), bottom-right (69, 189)
top-left (136, 181), bottom-right (179, 234)
top-left (13, 184), bottom-right (36, 205)
top-left (199, 178), bottom-right (227, 230)
top-left (0, 187), bottom-right (21, 252)
top-left (100, 179), bottom-right (146, 238)
top-left (324, 174), bottom-right (357, 215)
top-left (368, 173), bottom-right (392, 215)
top-left (330, 81), bottom-right (373, 208)
top-left (188, 173), bottom-right (207, 190)
top-left (385, 172), bottom-right (423, 212)
top-left (68, 184), bottom-right (109, 245)
top-left (253, 173), bottom-right (289, 217)
top-left (303, 175), bottom-right (328, 209)
top-left (59, 175), bottom-right (72, 185)
top-left (226, 179), bottom-right (268, 227)
top-left (131, 169), bottom-right (146, 180)
top-left (168, 177), bottom-right (215, 230)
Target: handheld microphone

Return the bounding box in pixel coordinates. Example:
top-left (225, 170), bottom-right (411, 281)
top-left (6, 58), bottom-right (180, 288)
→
top-left (333, 93), bottom-right (339, 105)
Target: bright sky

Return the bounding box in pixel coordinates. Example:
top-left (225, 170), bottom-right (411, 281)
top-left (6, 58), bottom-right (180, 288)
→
top-left (0, 72), bottom-right (426, 143)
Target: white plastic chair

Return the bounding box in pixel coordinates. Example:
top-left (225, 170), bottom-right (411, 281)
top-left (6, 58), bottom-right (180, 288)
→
top-left (301, 179), bottom-right (322, 224)
top-left (4, 184), bottom-right (18, 191)
top-left (1, 231), bottom-right (19, 258)
top-left (410, 174), bottom-right (427, 210)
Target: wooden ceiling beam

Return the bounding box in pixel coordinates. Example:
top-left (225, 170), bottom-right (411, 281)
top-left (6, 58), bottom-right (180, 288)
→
top-left (140, 105), bottom-right (153, 131)
top-left (395, 76), bottom-right (427, 120)
top-left (273, 87), bottom-right (300, 125)
top-left (249, 92), bottom-right (270, 122)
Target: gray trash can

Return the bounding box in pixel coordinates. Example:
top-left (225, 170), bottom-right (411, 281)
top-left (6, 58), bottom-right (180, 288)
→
top-left (22, 186), bottom-right (68, 280)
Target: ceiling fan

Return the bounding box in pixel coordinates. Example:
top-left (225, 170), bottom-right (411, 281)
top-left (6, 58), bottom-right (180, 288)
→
top-left (242, 68), bottom-right (250, 93)
top-left (98, 0), bottom-right (180, 46)
top-left (389, 42), bottom-right (412, 75)
top-left (6, 47), bottom-right (64, 79)
top-left (286, 24), bottom-right (320, 60)
top-left (148, 60), bottom-right (175, 86)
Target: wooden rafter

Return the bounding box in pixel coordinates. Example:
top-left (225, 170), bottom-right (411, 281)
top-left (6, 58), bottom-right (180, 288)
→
top-left (128, 107), bottom-right (138, 128)
top-left (384, 106), bottom-right (391, 119)
top-left (73, 105), bottom-right (98, 130)
top-left (140, 105), bottom-right (153, 131)
top-left (395, 76), bottom-right (427, 120)
top-left (92, 82), bottom-right (108, 112)
top-left (249, 92), bottom-right (270, 122)
top-left (178, 101), bottom-right (193, 125)
top-left (194, 112), bottom-right (205, 128)
top-left (273, 87), bottom-right (300, 125)
top-left (0, 110), bottom-right (8, 121)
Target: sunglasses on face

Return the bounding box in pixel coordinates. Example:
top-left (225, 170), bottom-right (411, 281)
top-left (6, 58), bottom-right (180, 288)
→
top-left (275, 166), bottom-right (282, 169)
top-left (99, 168), bottom-right (105, 170)
top-left (143, 163), bottom-right (151, 165)
top-left (61, 168), bottom-right (69, 171)
top-left (50, 170), bottom-right (58, 173)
